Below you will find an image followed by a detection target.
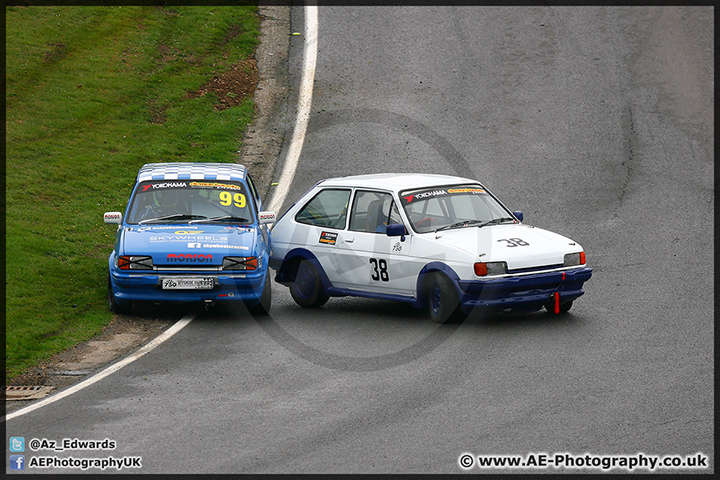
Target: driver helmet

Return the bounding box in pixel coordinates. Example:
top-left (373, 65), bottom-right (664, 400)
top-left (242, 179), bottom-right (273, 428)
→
top-left (153, 189), bottom-right (180, 208)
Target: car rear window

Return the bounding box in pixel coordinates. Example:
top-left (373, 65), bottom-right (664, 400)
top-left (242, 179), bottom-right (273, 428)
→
top-left (295, 188), bottom-right (351, 229)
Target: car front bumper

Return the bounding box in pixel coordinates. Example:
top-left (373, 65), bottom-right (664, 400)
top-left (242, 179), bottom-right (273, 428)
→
top-left (109, 268), bottom-right (268, 305)
top-left (457, 267), bottom-right (593, 313)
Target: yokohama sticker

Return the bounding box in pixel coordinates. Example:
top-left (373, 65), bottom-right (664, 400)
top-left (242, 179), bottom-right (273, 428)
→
top-left (402, 189), bottom-right (447, 204)
top-left (141, 182), bottom-right (187, 192)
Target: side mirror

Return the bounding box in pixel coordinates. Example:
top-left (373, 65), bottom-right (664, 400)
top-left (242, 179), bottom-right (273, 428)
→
top-left (513, 210), bottom-right (523, 222)
top-left (258, 211), bottom-right (276, 225)
top-left (104, 212), bottom-right (122, 224)
top-left (386, 223), bottom-right (406, 241)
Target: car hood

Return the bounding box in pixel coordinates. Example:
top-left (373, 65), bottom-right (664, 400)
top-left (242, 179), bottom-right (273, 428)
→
top-left (431, 224), bottom-right (582, 270)
top-left (119, 224), bottom-right (257, 266)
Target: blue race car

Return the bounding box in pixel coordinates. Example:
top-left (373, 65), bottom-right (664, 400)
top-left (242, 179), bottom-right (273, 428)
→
top-left (104, 162), bottom-right (275, 314)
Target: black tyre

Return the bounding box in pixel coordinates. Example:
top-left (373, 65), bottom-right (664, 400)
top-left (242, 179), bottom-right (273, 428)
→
top-left (427, 273), bottom-right (467, 323)
top-left (289, 259), bottom-right (329, 308)
top-left (546, 299), bottom-right (573, 314)
top-left (108, 277), bottom-right (131, 314)
top-left (246, 273), bottom-right (272, 315)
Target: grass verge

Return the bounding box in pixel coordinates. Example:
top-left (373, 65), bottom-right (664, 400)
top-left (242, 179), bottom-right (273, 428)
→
top-left (5, 5), bottom-right (260, 380)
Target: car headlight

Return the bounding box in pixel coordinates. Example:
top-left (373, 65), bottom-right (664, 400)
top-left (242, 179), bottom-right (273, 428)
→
top-left (474, 261), bottom-right (507, 276)
top-left (564, 252), bottom-right (586, 267)
top-left (118, 255), bottom-right (153, 270)
top-left (222, 256), bottom-right (257, 271)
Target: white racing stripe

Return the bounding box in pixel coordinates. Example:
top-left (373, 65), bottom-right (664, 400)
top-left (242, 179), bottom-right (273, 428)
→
top-left (6, 6), bottom-right (318, 420)
top-left (267, 5), bottom-right (319, 213)
top-left (6, 313), bottom-right (194, 421)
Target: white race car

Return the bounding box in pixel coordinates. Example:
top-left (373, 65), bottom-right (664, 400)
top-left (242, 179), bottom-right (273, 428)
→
top-left (269, 173), bottom-right (592, 322)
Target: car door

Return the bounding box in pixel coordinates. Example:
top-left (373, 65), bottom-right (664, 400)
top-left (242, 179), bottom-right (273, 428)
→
top-left (333, 190), bottom-right (413, 297)
top-left (292, 187), bottom-right (352, 288)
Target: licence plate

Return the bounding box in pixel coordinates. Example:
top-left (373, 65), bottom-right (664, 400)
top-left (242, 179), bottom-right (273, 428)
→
top-left (161, 277), bottom-right (215, 290)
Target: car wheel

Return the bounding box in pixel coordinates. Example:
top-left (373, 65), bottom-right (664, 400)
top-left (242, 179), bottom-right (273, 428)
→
top-left (247, 273), bottom-right (272, 315)
top-left (546, 298), bottom-right (573, 314)
top-left (290, 259), bottom-right (329, 308)
top-left (427, 273), bottom-right (467, 323)
top-left (108, 276), bottom-right (131, 314)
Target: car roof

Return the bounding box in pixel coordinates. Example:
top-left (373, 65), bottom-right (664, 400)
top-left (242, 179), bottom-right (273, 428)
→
top-left (136, 162), bottom-right (247, 182)
top-left (316, 173), bottom-right (482, 192)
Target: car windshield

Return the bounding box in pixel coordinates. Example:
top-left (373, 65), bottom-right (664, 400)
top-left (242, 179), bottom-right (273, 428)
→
top-left (399, 184), bottom-right (514, 233)
top-left (126, 180), bottom-right (254, 225)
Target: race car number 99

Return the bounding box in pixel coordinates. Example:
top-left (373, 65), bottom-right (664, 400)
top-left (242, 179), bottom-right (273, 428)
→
top-left (220, 191), bottom-right (246, 208)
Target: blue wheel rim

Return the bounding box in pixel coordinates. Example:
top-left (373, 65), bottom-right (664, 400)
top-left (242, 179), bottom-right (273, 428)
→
top-left (431, 282), bottom-right (441, 316)
top-left (295, 263), bottom-right (315, 299)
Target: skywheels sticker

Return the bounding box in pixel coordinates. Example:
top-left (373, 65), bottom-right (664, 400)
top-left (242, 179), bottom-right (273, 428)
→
top-left (150, 234), bottom-right (228, 243)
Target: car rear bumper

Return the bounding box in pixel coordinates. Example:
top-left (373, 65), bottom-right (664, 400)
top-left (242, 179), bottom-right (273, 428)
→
top-left (109, 269), bottom-right (268, 305)
top-left (457, 267), bottom-right (592, 312)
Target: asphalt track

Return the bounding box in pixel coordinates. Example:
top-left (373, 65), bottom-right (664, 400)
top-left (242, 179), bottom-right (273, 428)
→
top-left (5, 5), bottom-right (713, 475)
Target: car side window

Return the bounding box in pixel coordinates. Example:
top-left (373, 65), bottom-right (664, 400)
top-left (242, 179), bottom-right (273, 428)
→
top-left (349, 191), bottom-right (402, 233)
top-left (295, 188), bottom-right (351, 229)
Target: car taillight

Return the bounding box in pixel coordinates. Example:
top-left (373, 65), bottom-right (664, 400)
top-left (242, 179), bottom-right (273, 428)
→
top-left (118, 256), bottom-right (153, 270)
top-left (222, 256), bottom-right (257, 270)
